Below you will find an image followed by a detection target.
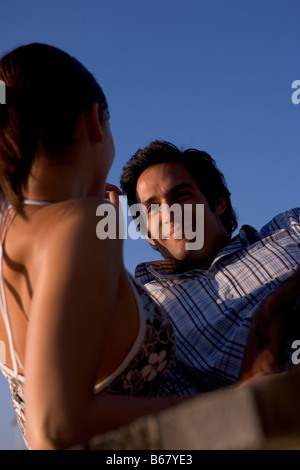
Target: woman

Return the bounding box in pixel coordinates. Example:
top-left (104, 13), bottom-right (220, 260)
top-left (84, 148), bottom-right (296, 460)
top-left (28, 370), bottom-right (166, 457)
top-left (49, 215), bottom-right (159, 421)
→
top-left (0, 43), bottom-right (179, 450)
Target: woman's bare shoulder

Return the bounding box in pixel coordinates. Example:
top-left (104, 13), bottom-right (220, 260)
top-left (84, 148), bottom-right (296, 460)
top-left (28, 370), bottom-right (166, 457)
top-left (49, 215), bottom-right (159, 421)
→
top-left (38, 197), bottom-right (116, 223)
top-left (32, 197), bottom-right (124, 272)
top-left (34, 197), bottom-right (120, 237)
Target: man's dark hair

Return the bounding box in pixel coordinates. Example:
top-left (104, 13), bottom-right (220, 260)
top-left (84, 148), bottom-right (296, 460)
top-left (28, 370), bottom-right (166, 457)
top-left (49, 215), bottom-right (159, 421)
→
top-left (120, 140), bottom-right (237, 237)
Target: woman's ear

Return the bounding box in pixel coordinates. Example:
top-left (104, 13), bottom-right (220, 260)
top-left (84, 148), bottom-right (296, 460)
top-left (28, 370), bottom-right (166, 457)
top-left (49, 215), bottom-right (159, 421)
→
top-left (214, 197), bottom-right (226, 215)
top-left (87, 103), bottom-right (105, 143)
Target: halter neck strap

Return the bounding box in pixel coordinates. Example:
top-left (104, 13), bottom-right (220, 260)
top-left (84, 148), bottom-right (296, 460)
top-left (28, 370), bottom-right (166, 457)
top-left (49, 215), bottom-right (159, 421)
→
top-left (23, 199), bottom-right (53, 206)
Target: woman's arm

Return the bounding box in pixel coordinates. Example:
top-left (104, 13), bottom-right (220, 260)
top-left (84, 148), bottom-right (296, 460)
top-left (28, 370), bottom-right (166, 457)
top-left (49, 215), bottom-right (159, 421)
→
top-left (25, 200), bottom-right (184, 449)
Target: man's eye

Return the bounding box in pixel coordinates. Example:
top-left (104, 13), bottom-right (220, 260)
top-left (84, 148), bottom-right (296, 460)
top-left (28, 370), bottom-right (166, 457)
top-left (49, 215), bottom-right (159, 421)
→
top-left (174, 192), bottom-right (190, 200)
top-left (148, 204), bottom-right (160, 215)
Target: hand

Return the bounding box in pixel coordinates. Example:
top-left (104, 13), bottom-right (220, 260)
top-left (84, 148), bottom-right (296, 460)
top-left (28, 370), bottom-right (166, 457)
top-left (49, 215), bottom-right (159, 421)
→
top-left (239, 267), bottom-right (300, 383)
top-left (104, 183), bottom-right (125, 237)
top-left (239, 339), bottom-right (281, 383)
top-left (238, 371), bottom-right (281, 389)
top-left (105, 183), bottom-right (122, 207)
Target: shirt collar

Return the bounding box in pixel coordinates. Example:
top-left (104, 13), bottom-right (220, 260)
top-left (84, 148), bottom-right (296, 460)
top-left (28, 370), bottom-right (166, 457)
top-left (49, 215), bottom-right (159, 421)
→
top-left (135, 224), bottom-right (262, 281)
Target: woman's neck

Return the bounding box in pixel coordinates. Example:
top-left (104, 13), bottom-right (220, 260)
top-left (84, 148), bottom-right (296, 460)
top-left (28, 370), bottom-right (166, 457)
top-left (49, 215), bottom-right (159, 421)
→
top-left (25, 157), bottom-right (105, 203)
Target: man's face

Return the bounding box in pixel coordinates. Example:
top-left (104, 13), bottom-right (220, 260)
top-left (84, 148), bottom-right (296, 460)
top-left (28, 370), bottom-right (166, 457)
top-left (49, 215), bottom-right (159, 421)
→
top-left (136, 162), bottom-right (228, 265)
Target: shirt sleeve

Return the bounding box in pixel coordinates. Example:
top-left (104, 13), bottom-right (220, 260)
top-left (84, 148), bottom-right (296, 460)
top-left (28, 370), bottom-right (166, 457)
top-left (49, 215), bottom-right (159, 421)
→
top-left (260, 208), bottom-right (300, 239)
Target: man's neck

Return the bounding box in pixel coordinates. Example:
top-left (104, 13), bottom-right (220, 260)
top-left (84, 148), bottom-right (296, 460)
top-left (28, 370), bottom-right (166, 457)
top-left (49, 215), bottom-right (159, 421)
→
top-left (150, 244), bottom-right (230, 275)
top-left (173, 235), bottom-right (231, 274)
top-left (173, 253), bottom-right (219, 273)
top-left (149, 233), bottom-right (232, 275)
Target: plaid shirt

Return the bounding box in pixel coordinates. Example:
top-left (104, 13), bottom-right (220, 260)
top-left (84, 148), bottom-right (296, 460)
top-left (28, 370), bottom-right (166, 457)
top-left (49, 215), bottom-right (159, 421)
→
top-left (135, 208), bottom-right (300, 396)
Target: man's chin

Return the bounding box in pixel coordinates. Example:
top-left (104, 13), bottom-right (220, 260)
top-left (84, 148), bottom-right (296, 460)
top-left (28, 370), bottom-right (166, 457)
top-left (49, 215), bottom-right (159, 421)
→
top-left (170, 247), bottom-right (201, 263)
top-left (154, 238), bottom-right (203, 262)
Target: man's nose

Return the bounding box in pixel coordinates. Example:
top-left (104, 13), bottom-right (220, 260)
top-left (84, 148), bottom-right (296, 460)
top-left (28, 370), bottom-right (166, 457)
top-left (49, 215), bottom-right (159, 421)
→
top-left (161, 204), bottom-right (173, 222)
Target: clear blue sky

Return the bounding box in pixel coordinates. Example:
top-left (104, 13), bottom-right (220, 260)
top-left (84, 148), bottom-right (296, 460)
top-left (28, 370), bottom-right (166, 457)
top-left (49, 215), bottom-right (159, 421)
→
top-left (0, 0), bottom-right (299, 449)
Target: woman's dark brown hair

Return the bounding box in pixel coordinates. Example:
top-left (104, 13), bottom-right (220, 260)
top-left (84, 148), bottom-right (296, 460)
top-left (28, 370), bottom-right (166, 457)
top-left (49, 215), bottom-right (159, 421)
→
top-left (0, 43), bottom-right (108, 214)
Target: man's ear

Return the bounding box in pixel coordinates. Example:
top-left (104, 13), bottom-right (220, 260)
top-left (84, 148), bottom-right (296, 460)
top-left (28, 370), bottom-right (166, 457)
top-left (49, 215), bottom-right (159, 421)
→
top-left (214, 197), bottom-right (226, 215)
top-left (87, 102), bottom-right (105, 143)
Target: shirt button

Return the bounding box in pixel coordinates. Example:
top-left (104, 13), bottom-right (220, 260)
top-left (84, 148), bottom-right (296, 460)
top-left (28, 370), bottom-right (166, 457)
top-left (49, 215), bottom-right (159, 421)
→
top-left (225, 293), bottom-right (234, 300)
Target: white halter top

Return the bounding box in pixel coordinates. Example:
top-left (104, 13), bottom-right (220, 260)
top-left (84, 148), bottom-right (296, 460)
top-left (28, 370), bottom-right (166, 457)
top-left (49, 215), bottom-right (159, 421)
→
top-left (0, 200), bottom-right (51, 379)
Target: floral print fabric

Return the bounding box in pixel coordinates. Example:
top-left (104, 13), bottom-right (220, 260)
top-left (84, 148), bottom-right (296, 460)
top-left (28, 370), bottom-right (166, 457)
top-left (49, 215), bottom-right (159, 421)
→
top-left (100, 278), bottom-right (176, 397)
top-left (0, 278), bottom-right (175, 448)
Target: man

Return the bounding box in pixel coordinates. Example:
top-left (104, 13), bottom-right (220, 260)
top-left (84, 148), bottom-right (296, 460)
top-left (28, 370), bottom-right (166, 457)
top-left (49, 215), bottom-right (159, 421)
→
top-left (120, 140), bottom-right (300, 395)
